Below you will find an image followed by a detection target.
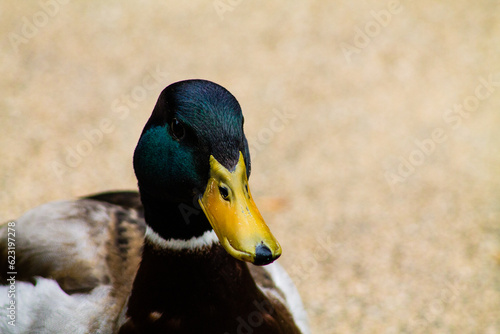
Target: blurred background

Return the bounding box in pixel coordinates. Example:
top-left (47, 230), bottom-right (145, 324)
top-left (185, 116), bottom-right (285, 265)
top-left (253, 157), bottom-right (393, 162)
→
top-left (1, 1), bottom-right (499, 333)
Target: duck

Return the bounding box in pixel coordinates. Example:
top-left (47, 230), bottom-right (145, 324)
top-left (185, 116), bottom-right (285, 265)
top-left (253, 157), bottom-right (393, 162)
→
top-left (0, 79), bottom-right (310, 334)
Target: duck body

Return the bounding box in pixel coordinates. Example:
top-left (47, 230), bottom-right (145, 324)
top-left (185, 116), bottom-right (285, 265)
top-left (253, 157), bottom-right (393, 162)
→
top-left (121, 220), bottom-right (304, 333)
top-left (0, 80), bottom-right (310, 333)
top-left (0, 196), bottom-right (145, 333)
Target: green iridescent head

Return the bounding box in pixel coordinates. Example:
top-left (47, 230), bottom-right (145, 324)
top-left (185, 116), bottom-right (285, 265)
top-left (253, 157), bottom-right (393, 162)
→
top-left (133, 79), bottom-right (281, 265)
top-left (133, 79), bottom-right (251, 202)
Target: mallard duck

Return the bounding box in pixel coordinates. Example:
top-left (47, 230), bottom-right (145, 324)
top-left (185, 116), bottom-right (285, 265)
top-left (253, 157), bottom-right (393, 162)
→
top-left (0, 80), bottom-right (310, 334)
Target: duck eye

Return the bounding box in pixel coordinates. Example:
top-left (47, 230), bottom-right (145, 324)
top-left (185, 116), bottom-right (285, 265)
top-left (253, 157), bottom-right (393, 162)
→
top-left (170, 118), bottom-right (185, 140)
top-left (219, 186), bottom-right (230, 201)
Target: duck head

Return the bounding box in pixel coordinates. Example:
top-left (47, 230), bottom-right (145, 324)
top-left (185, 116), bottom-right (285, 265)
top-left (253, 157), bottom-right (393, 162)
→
top-left (133, 80), bottom-right (281, 265)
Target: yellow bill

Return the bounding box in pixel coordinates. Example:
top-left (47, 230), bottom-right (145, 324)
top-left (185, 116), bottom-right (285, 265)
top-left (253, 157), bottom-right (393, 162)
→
top-left (198, 152), bottom-right (281, 265)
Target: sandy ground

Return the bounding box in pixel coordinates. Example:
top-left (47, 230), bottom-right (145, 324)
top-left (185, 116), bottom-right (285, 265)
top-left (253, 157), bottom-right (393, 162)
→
top-left (1, 1), bottom-right (500, 333)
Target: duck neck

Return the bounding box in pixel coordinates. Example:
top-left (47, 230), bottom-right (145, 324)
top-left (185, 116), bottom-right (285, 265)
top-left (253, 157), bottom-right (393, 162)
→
top-left (124, 235), bottom-right (271, 333)
top-left (121, 195), bottom-right (301, 333)
top-left (127, 192), bottom-right (262, 328)
top-left (139, 192), bottom-right (212, 240)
